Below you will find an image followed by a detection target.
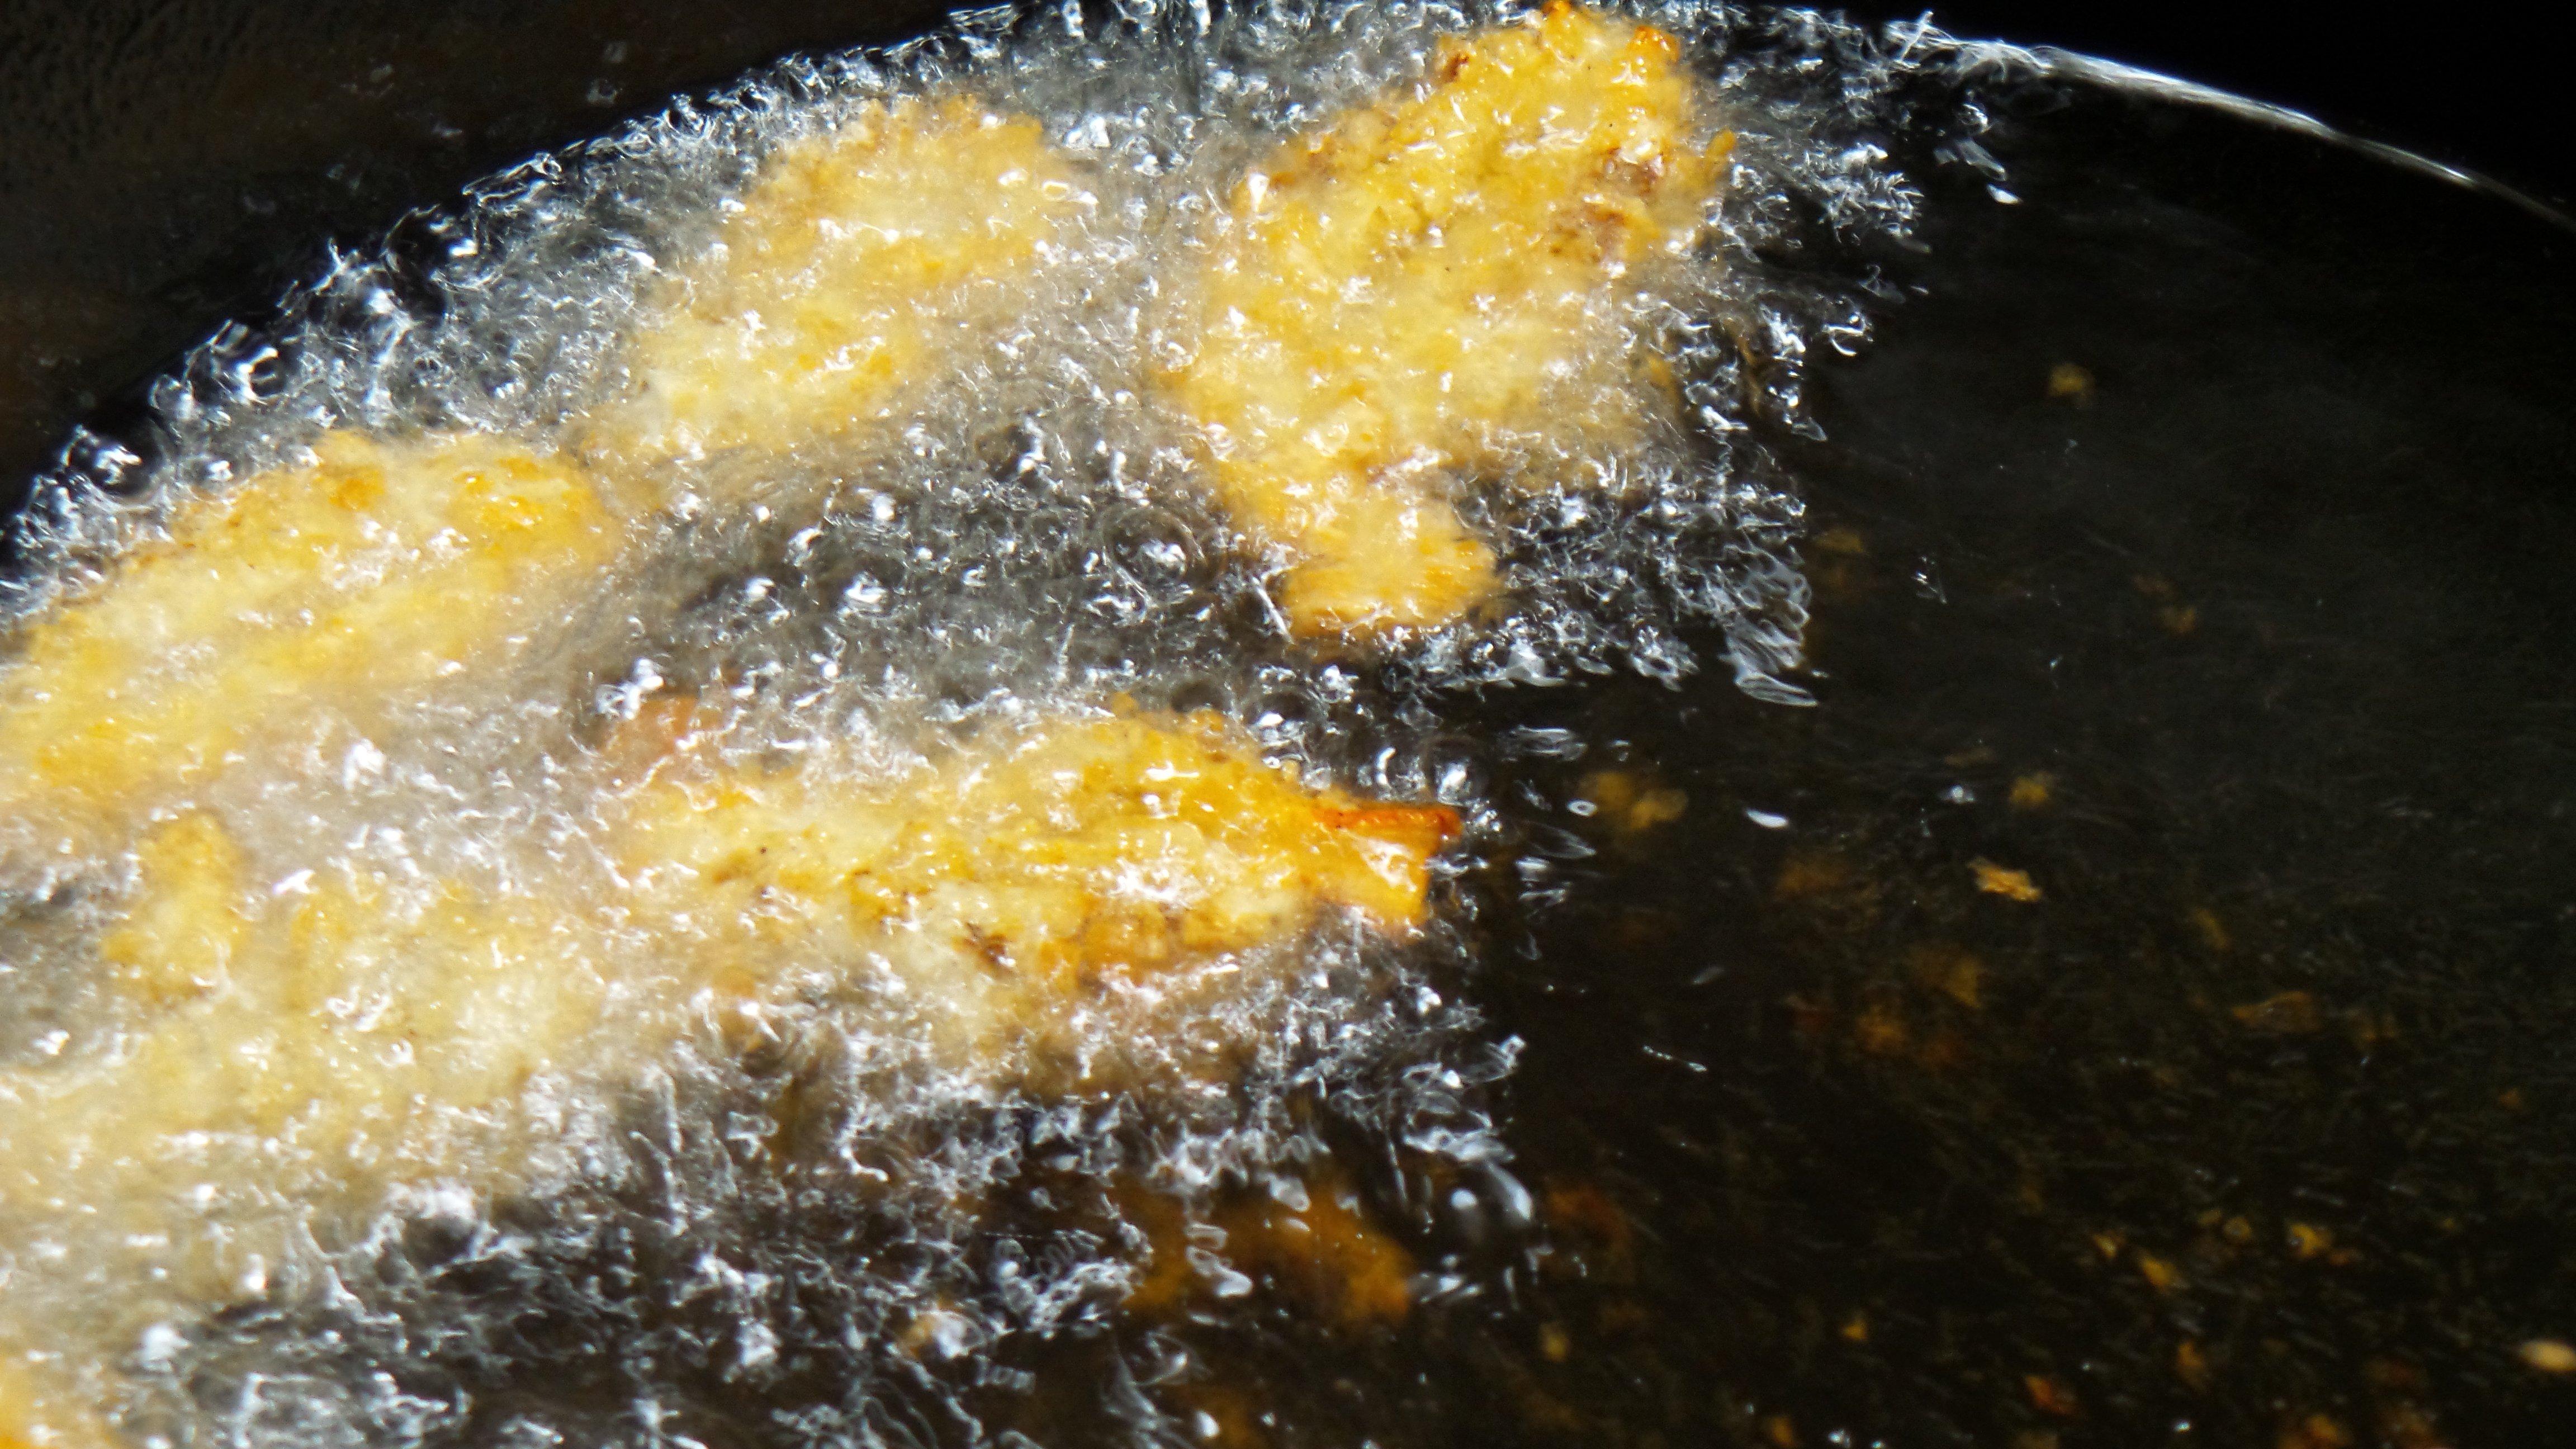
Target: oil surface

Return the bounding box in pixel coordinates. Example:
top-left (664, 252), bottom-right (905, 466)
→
top-left (1452, 80), bottom-right (2576, 1448)
top-left (5, 3), bottom-right (2575, 1448)
top-left (0, 4), bottom-right (1914, 1447)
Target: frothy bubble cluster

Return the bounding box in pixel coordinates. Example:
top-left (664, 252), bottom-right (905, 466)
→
top-left (0, 3), bottom-right (1963, 1445)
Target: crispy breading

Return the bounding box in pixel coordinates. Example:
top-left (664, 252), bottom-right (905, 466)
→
top-left (0, 821), bottom-right (605, 1449)
top-left (0, 432), bottom-right (626, 860)
top-left (584, 95), bottom-right (1090, 469)
top-left (0, 710), bottom-right (1455, 1447)
top-left (1162, 2), bottom-right (1726, 637)
top-left (0, 102), bottom-right (1083, 872)
top-left (620, 707), bottom-right (1460, 1075)
top-left (0, 1356), bottom-right (84, 1449)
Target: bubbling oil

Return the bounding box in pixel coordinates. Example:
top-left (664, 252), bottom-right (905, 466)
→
top-left (0, 3), bottom-right (1945, 1446)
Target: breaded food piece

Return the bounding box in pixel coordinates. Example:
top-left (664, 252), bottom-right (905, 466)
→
top-left (0, 710), bottom-right (1456, 1447)
top-left (0, 103), bottom-right (1083, 873)
top-left (0, 816), bottom-right (604, 1449)
top-left (0, 1356), bottom-right (89, 1449)
top-left (0, 432), bottom-right (626, 862)
top-left (619, 706), bottom-right (1461, 1077)
top-left (1162, 2), bottom-right (1727, 637)
top-left (584, 94), bottom-right (1090, 469)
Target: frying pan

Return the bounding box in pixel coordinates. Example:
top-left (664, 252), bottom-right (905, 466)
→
top-left (4, 3), bottom-right (2573, 1445)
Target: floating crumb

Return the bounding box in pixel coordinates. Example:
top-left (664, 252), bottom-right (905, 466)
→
top-left (2136, 1253), bottom-right (2181, 1292)
top-left (1914, 1027), bottom-right (1971, 1071)
top-left (1538, 1322), bottom-right (1572, 1362)
top-left (2233, 991), bottom-right (2323, 1035)
top-left (1575, 768), bottom-right (1688, 836)
top-left (1631, 787), bottom-right (1689, 829)
top-left (894, 1301), bottom-right (969, 1359)
top-left (2286, 1222), bottom-right (2334, 1261)
top-left (1839, 1311), bottom-right (1869, 1344)
top-left (2286, 1413), bottom-right (2355, 1449)
top-left (2130, 566), bottom-right (2199, 636)
top-left (1123, 1168), bottom-right (1416, 1328)
top-left (2379, 1401), bottom-right (2445, 1449)
top-left (2188, 906), bottom-right (2231, 951)
top-left (1541, 1180), bottom-right (1635, 1272)
top-left (1784, 993), bottom-right (1836, 1043)
top-left (2045, 362), bottom-right (2095, 405)
top-left (2006, 773), bottom-right (2054, 809)
top-left (2016, 1169), bottom-right (2047, 1214)
top-left (1594, 1298), bottom-right (1650, 1337)
top-left (2346, 1007), bottom-right (2398, 1051)
top-left (1513, 1383), bottom-right (1585, 1436)
top-left (2175, 1339), bottom-right (2210, 1389)
top-left (1909, 945), bottom-right (1985, 1009)
top-left (1763, 1412), bottom-right (1798, 1448)
top-left (2364, 1357), bottom-right (2427, 1393)
top-left (1607, 907), bottom-right (1682, 952)
top-left (1971, 859), bottom-right (2042, 902)
top-left (2517, 1339), bottom-right (2576, 1374)
top-left (2024, 1374), bottom-right (2078, 1418)
top-left (1773, 852), bottom-right (1843, 897)
top-left (1853, 1002), bottom-right (1910, 1057)
top-left (1168, 1385), bottom-right (1267, 1449)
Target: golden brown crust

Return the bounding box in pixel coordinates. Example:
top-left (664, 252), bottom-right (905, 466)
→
top-left (583, 95), bottom-right (1090, 469)
top-left (0, 432), bottom-right (625, 855)
top-left (0, 708), bottom-right (1456, 1443)
top-left (619, 707), bottom-right (1460, 1070)
top-left (1163, 3), bottom-right (1727, 637)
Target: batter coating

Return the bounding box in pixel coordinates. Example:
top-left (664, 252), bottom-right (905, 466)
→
top-left (583, 94), bottom-right (1092, 472)
top-left (620, 705), bottom-right (1459, 1083)
top-left (0, 432), bottom-right (627, 868)
top-left (0, 708), bottom-right (1456, 1448)
top-left (1163, 2), bottom-right (1727, 637)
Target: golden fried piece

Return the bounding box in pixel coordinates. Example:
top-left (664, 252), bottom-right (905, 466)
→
top-left (0, 432), bottom-right (627, 864)
top-left (0, 709), bottom-right (1455, 1448)
top-left (0, 101), bottom-right (1085, 875)
top-left (583, 94), bottom-right (1090, 470)
top-left (1162, 2), bottom-right (1727, 637)
top-left (618, 706), bottom-right (1460, 1078)
top-left (0, 825), bottom-right (612, 1449)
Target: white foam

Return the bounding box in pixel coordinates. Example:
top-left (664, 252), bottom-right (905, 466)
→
top-left (0, 3), bottom-right (1948, 1443)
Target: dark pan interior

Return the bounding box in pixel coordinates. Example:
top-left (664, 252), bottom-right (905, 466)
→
top-left (1459, 86), bottom-right (2576, 1445)
top-left (4, 4), bottom-right (2574, 1446)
